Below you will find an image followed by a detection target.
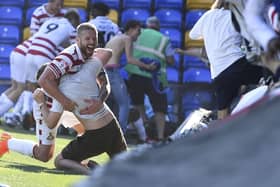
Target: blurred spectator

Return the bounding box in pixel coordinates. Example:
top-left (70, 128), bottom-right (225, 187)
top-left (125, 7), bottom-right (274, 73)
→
top-left (30, 0), bottom-right (65, 35)
top-left (89, 2), bottom-right (120, 47)
top-left (189, 0), bottom-right (274, 119)
top-left (0, 38), bottom-right (32, 119)
top-left (105, 20), bottom-right (152, 137)
top-left (244, 0), bottom-right (280, 71)
top-left (125, 16), bottom-right (175, 140)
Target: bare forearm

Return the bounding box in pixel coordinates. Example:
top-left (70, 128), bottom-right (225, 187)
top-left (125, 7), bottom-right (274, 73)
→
top-left (97, 71), bottom-right (110, 102)
top-left (127, 57), bottom-right (148, 69)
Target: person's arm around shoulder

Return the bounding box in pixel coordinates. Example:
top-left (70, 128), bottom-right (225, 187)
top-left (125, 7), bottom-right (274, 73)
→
top-left (33, 88), bottom-right (61, 129)
top-left (38, 65), bottom-right (77, 112)
top-left (93, 48), bottom-right (113, 66)
top-left (79, 48), bottom-right (112, 115)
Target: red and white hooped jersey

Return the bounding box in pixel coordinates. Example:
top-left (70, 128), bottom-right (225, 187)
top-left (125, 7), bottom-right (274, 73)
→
top-left (28, 17), bottom-right (76, 61)
top-left (49, 43), bottom-right (85, 79)
top-left (30, 3), bottom-right (65, 35)
top-left (13, 38), bottom-right (33, 56)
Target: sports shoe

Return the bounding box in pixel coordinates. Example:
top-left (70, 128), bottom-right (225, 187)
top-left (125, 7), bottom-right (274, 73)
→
top-left (87, 160), bottom-right (99, 170)
top-left (0, 132), bottom-right (11, 157)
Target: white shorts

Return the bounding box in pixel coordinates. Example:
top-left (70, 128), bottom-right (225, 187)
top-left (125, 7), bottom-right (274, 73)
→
top-left (25, 53), bottom-right (51, 83)
top-left (10, 51), bottom-right (26, 83)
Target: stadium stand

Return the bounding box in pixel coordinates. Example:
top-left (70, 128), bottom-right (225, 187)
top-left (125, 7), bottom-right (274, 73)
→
top-left (25, 6), bottom-right (37, 26)
top-left (185, 9), bottom-right (206, 30)
top-left (183, 67), bottom-right (211, 84)
top-left (0, 63), bottom-right (11, 80)
top-left (121, 8), bottom-right (150, 26)
top-left (90, 0), bottom-right (120, 10)
top-left (0, 25), bottom-right (21, 45)
top-left (167, 67), bottom-right (179, 83)
top-left (154, 9), bottom-right (182, 29)
top-left (183, 55), bottom-right (208, 69)
top-left (160, 27), bottom-right (182, 48)
top-left (26, 0), bottom-right (48, 8)
top-left (0, 6), bottom-right (23, 26)
top-left (0, 44), bottom-right (14, 64)
top-left (0, 0), bottom-right (25, 8)
top-left (23, 27), bottom-right (31, 41)
top-left (122, 0), bottom-right (152, 9)
top-left (184, 31), bottom-right (204, 48)
top-left (108, 9), bottom-right (118, 23)
top-left (186, 0), bottom-right (214, 10)
top-left (154, 0), bottom-right (183, 10)
top-left (64, 0), bottom-right (88, 9)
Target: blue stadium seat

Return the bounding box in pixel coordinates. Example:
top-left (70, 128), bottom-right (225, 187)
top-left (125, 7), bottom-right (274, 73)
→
top-left (0, 0), bottom-right (25, 7)
top-left (167, 67), bottom-right (179, 83)
top-left (154, 0), bottom-right (183, 10)
top-left (121, 9), bottom-right (150, 27)
top-left (0, 6), bottom-right (23, 26)
top-left (0, 44), bottom-right (14, 64)
top-left (0, 84), bottom-right (11, 94)
top-left (183, 67), bottom-right (211, 83)
top-left (119, 67), bottom-right (129, 80)
top-left (0, 25), bottom-right (21, 45)
top-left (90, 0), bottom-right (120, 10)
top-left (160, 27), bottom-right (182, 48)
top-left (27, 0), bottom-right (48, 8)
top-left (25, 6), bottom-right (37, 26)
top-left (154, 9), bottom-right (182, 29)
top-left (166, 87), bottom-right (175, 105)
top-left (184, 55), bottom-right (208, 69)
top-left (0, 63), bottom-right (11, 80)
top-left (74, 8), bottom-right (88, 23)
top-left (123, 0), bottom-right (152, 9)
top-left (120, 53), bottom-right (127, 67)
top-left (185, 9), bottom-right (206, 30)
top-left (182, 89), bottom-right (213, 118)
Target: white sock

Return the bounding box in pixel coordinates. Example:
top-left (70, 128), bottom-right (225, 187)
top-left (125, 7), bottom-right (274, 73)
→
top-left (133, 118), bottom-right (147, 141)
top-left (22, 91), bottom-right (33, 114)
top-left (13, 93), bottom-right (24, 114)
top-left (8, 138), bottom-right (36, 157)
top-left (0, 93), bottom-right (14, 116)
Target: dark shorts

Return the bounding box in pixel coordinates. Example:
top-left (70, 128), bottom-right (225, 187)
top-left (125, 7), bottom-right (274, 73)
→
top-left (128, 74), bottom-right (167, 113)
top-left (61, 119), bottom-right (127, 162)
top-left (213, 57), bottom-right (274, 110)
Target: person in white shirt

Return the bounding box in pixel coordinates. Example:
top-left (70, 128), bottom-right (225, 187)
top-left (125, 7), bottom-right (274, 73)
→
top-left (30, 0), bottom-right (65, 35)
top-left (88, 2), bottom-right (120, 47)
top-left (38, 23), bottom-right (127, 174)
top-left (190, 0), bottom-right (274, 119)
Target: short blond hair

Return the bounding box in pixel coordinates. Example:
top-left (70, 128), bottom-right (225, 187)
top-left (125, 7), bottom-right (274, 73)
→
top-left (77, 23), bottom-right (98, 36)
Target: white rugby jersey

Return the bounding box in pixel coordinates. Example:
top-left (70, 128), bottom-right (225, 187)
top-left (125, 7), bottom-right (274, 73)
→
top-left (28, 17), bottom-right (76, 61)
top-left (51, 57), bottom-right (110, 120)
top-left (49, 43), bottom-right (85, 79)
top-left (30, 4), bottom-right (65, 35)
top-left (89, 16), bottom-right (120, 47)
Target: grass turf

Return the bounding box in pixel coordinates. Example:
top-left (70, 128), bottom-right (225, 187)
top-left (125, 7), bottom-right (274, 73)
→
top-left (0, 124), bottom-right (110, 187)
